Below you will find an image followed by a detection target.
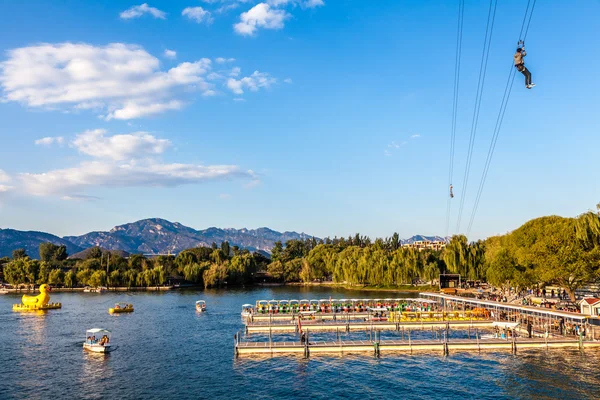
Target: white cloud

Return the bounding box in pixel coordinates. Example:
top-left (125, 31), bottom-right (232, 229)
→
top-left (72, 129), bottom-right (171, 161)
top-left (35, 136), bottom-right (64, 146)
top-left (215, 57), bottom-right (236, 64)
top-left (219, 193), bottom-right (232, 199)
top-left (20, 160), bottom-right (254, 197)
top-left (234, 3), bottom-right (289, 36)
top-left (120, 3), bottom-right (166, 19)
top-left (13, 128), bottom-right (257, 198)
top-left (233, 97), bottom-right (246, 102)
top-left (202, 89), bottom-right (217, 97)
top-left (227, 71), bottom-right (276, 95)
top-left (384, 149), bottom-right (392, 157)
top-left (61, 194), bottom-right (101, 202)
top-left (411, 134), bottom-right (421, 139)
top-left (283, 78), bottom-right (293, 84)
top-left (0, 43), bottom-right (280, 118)
top-left (0, 169), bottom-right (11, 182)
top-left (267, 0), bottom-right (324, 8)
top-left (303, 0), bottom-right (324, 8)
top-left (0, 43), bottom-right (221, 119)
top-left (164, 49), bottom-right (177, 59)
top-left (107, 100), bottom-right (183, 120)
top-left (182, 7), bottom-right (214, 24)
top-left (243, 179), bottom-right (261, 189)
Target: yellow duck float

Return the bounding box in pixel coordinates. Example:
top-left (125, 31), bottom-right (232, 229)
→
top-left (109, 302), bottom-right (134, 314)
top-left (13, 284), bottom-right (62, 311)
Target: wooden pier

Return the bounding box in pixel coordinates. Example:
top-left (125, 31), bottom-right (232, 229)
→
top-left (245, 320), bottom-right (493, 334)
top-left (235, 336), bottom-right (600, 357)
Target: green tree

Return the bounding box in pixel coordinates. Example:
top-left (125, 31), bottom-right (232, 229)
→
top-left (88, 247), bottom-right (102, 259)
top-left (37, 261), bottom-right (51, 284)
top-left (443, 235), bottom-right (469, 276)
top-left (220, 241), bottom-right (231, 257)
top-left (267, 261), bottom-right (284, 280)
top-left (12, 249), bottom-right (27, 260)
top-left (64, 270), bottom-right (75, 288)
top-left (271, 241), bottom-right (283, 262)
top-left (48, 269), bottom-right (64, 286)
top-left (54, 245), bottom-right (68, 261)
top-left (39, 243), bottom-right (59, 262)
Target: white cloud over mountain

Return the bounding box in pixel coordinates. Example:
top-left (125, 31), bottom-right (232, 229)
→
top-left (0, 43), bottom-right (277, 119)
top-left (16, 129), bottom-right (256, 198)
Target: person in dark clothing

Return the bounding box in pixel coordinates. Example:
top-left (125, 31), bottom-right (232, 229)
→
top-left (527, 321), bottom-right (533, 338)
top-left (514, 47), bottom-right (535, 89)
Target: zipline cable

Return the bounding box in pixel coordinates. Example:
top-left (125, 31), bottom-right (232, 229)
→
top-left (466, 0), bottom-right (537, 236)
top-left (455, 0), bottom-right (498, 233)
top-left (445, 0), bottom-right (465, 237)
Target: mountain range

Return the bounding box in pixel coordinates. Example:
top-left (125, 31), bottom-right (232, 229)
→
top-left (0, 218), bottom-right (447, 259)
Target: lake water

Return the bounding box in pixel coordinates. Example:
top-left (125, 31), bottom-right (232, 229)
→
top-left (1, 287), bottom-right (600, 399)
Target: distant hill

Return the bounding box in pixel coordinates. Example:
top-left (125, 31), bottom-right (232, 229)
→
top-left (1, 218), bottom-right (447, 259)
top-left (0, 229), bottom-right (83, 259)
top-left (64, 218), bottom-right (313, 255)
top-left (401, 235), bottom-right (449, 244)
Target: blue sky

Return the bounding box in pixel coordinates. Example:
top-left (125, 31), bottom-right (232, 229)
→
top-left (0, 0), bottom-right (598, 241)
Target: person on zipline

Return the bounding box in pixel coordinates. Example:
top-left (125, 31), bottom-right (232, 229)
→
top-left (514, 46), bottom-right (535, 89)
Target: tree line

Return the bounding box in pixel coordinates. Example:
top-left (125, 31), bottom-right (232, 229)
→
top-left (1, 204), bottom-right (599, 298)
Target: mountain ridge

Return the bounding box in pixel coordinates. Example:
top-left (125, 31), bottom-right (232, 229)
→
top-left (1, 218), bottom-right (447, 259)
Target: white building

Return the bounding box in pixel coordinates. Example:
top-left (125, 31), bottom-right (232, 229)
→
top-left (579, 297), bottom-right (600, 316)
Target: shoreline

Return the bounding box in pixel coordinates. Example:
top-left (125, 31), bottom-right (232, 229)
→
top-left (1, 282), bottom-right (438, 294)
top-left (1, 286), bottom-right (177, 293)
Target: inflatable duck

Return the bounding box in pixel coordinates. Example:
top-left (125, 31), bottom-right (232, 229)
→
top-left (22, 284), bottom-right (51, 307)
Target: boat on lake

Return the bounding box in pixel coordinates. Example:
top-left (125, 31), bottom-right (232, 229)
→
top-left (83, 328), bottom-right (113, 353)
top-left (241, 304), bottom-right (254, 318)
top-left (83, 286), bottom-right (107, 293)
top-left (109, 302), bottom-right (134, 314)
top-left (196, 300), bottom-right (206, 312)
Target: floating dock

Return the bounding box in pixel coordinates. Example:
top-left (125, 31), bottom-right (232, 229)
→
top-left (245, 320), bottom-right (492, 334)
top-left (235, 337), bottom-right (600, 357)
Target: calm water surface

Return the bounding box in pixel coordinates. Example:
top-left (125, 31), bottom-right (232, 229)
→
top-left (1, 287), bottom-right (599, 399)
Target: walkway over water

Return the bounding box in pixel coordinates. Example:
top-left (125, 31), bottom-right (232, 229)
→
top-left (235, 336), bottom-right (599, 357)
top-left (246, 319), bottom-right (492, 334)
top-left (420, 292), bottom-right (588, 322)
top-left (420, 292), bottom-right (597, 339)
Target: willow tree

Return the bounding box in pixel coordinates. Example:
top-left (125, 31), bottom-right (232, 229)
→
top-left (443, 235), bottom-right (469, 276)
top-left (575, 211), bottom-right (600, 250)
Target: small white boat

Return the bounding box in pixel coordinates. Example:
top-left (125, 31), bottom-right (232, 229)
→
top-left (0, 288), bottom-right (9, 294)
top-left (241, 304), bottom-right (254, 318)
top-left (83, 286), bottom-right (107, 293)
top-left (196, 300), bottom-right (206, 312)
top-left (83, 328), bottom-right (113, 353)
